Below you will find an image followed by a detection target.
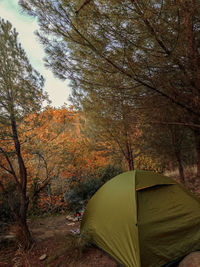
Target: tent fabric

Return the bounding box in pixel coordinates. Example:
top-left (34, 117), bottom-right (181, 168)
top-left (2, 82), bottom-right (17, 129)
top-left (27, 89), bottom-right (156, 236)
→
top-left (135, 170), bottom-right (176, 191)
top-left (137, 184), bottom-right (200, 267)
top-left (80, 170), bottom-right (200, 267)
top-left (81, 171), bottom-right (141, 267)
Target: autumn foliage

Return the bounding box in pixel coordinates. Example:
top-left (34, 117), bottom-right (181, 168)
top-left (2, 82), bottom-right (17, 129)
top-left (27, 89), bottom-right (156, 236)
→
top-left (11, 107), bottom-right (112, 213)
top-left (1, 103), bottom-right (198, 217)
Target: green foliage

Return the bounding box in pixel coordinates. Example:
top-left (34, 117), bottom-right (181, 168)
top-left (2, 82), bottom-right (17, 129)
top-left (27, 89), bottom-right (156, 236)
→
top-left (95, 164), bottom-right (123, 183)
top-left (64, 165), bottom-right (123, 210)
top-left (64, 177), bottom-right (102, 210)
top-left (19, 0), bottom-right (200, 119)
top-left (0, 19), bottom-right (45, 122)
top-left (19, 0), bottom-right (200, 177)
top-left (0, 18), bottom-right (46, 248)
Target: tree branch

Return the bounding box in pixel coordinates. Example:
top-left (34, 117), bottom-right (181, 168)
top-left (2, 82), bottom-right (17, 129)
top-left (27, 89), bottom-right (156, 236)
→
top-left (0, 147), bottom-right (20, 185)
top-left (75, 0), bottom-right (92, 14)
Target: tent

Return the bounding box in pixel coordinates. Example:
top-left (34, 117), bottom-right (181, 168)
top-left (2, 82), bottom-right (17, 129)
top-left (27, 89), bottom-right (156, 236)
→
top-left (80, 170), bottom-right (200, 267)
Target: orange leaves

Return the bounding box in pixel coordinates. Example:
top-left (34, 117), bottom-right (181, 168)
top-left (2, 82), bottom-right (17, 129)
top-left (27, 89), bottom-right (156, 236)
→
top-left (0, 105), bottom-right (113, 213)
top-left (37, 193), bottom-right (67, 211)
top-left (1, 106), bottom-right (112, 186)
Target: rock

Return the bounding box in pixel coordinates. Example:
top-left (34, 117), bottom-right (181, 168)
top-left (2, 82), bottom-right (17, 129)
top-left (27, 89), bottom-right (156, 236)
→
top-left (71, 229), bottom-right (80, 235)
top-left (66, 215), bottom-right (70, 220)
top-left (178, 252), bottom-right (200, 267)
top-left (67, 223), bottom-right (75, 226)
top-left (0, 234), bottom-right (16, 243)
top-left (66, 215), bottom-right (79, 222)
top-left (66, 215), bottom-right (74, 221)
top-left (39, 254), bottom-right (47, 261)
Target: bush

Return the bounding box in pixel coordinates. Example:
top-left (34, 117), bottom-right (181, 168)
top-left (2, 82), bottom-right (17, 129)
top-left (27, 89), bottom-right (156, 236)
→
top-left (0, 198), bottom-right (13, 225)
top-left (0, 183), bottom-right (20, 223)
top-left (95, 165), bottom-right (123, 183)
top-left (64, 177), bottom-right (102, 210)
top-left (64, 165), bottom-right (123, 211)
top-left (0, 182), bottom-right (20, 234)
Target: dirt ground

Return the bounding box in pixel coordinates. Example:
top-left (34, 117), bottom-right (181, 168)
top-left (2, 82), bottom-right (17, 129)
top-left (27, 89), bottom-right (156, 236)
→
top-left (0, 214), bottom-right (118, 267)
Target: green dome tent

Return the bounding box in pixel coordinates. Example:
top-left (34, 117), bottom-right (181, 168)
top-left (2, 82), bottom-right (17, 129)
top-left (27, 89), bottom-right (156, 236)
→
top-left (80, 170), bottom-right (200, 267)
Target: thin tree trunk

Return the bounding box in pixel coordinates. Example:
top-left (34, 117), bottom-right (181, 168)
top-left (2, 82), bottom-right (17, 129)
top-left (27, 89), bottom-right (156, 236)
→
top-left (194, 129), bottom-right (200, 178)
top-left (10, 111), bottom-right (33, 249)
top-left (126, 144), bottom-right (134, 171)
top-left (127, 156), bottom-right (134, 171)
top-left (170, 127), bottom-right (185, 184)
top-left (175, 150), bottom-right (185, 184)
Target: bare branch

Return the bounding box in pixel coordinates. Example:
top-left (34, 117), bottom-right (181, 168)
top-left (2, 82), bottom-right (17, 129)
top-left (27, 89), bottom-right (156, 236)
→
top-left (0, 147), bottom-right (20, 185)
top-left (75, 0), bottom-right (92, 14)
top-left (150, 121), bottom-right (200, 129)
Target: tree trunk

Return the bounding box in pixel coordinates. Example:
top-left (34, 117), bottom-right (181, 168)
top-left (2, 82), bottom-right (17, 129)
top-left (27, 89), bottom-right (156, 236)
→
top-left (14, 185), bottom-right (33, 249)
top-left (127, 156), bottom-right (134, 171)
top-left (175, 150), bottom-right (185, 184)
top-left (17, 213), bottom-right (33, 249)
top-left (29, 193), bottom-right (39, 214)
top-left (170, 127), bottom-right (185, 184)
top-left (126, 144), bottom-right (134, 171)
top-left (194, 129), bottom-right (200, 178)
top-left (10, 111), bottom-right (33, 249)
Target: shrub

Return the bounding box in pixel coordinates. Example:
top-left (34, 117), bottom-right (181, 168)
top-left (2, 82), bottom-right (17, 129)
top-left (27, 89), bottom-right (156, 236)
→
top-left (0, 182), bottom-right (20, 235)
top-left (64, 165), bottom-right (123, 211)
top-left (64, 177), bottom-right (102, 210)
top-left (0, 182), bottom-right (20, 223)
top-left (95, 164), bottom-right (123, 183)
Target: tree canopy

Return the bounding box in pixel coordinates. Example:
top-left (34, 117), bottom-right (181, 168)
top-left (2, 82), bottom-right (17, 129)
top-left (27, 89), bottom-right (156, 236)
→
top-left (19, 0), bottom-right (200, 177)
top-left (19, 0), bottom-right (200, 119)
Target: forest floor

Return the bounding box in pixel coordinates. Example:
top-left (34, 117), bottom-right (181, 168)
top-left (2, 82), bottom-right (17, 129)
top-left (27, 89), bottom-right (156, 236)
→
top-left (0, 214), bottom-right (118, 267)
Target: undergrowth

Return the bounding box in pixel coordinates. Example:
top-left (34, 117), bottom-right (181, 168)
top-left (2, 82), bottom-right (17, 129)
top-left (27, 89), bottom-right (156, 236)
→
top-left (46, 232), bottom-right (92, 265)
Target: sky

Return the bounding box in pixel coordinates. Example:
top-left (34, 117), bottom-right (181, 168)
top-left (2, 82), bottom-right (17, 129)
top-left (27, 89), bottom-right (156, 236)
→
top-left (0, 0), bottom-right (71, 108)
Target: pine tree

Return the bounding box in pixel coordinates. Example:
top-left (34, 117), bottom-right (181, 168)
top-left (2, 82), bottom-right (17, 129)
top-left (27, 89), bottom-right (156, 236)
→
top-left (0, 19), bottom-right (45, 248)
top-left (19, 0), bottom-right (200, 177)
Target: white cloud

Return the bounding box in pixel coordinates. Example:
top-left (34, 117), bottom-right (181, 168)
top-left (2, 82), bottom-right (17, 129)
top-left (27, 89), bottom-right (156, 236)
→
top-left (0, 0), bottom-right (71, 108)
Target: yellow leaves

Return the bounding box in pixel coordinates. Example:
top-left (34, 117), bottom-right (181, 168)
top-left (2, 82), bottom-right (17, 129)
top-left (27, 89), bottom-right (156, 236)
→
top-left (143, 10), bottom-right (153, 20)
top-left (135, 154), bottom-right (163, 172)
top-left (36, 91), bottom-right (42, 97)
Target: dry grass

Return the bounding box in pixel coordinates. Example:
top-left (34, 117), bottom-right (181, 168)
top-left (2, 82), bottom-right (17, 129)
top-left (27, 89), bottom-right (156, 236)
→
top-left (46, 232), bottom-right (92, 265)
top-left (165, 166), bottom-right (200, 198)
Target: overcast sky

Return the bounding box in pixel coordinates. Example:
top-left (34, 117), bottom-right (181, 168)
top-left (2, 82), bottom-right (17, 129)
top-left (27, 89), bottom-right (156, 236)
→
top-left (0, 0), bottom-right (71, 108)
